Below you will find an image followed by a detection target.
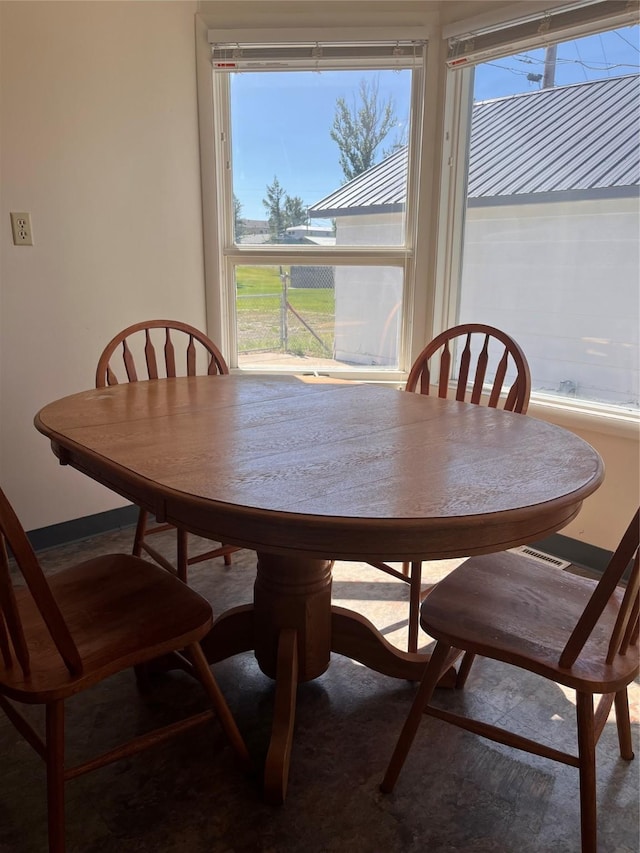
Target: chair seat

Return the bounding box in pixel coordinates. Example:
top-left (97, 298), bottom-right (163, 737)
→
top-left (1, 554), bottom-right (213, 703)
top-left (421, 551), bottom-right (639, 693)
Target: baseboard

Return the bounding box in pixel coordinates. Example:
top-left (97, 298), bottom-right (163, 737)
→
top-left (26, 505), bottom-right (612, 576)
top-left (27, 505), bottom-right (139, 551)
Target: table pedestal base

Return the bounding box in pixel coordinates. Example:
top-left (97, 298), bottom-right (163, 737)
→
top-left (201, 552), bottom-right (460, 805)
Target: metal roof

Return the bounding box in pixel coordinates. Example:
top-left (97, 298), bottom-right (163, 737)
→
top-left (309, 74), bottom-right (640, 215)
top-left (309, 147), bottom-right (408, 217)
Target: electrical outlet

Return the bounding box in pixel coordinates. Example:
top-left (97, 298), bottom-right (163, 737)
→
top-left (10, 212), bottom-right (33, 246)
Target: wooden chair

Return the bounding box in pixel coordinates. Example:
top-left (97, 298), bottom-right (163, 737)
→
top-left (370, 323), bottom-right (532, 653)
top-left (381, 509), bottom-right (639, 853)
top-left (0, 485), bottom-right (250, 853)
top-left (95, 319), bottom-right (242, 581)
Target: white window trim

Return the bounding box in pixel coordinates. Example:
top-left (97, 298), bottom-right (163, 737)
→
top-left (195, 18), bottom-right (436, 381)
top-left (435, 12), bottom-right (640, 438)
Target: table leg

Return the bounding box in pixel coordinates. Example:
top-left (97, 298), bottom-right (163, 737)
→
top-left (264, 627), bottom-right (298, 805)
top-left (205, 553), bottom-right (333, 804)
top-left (201, 604), bottom-right (256, 663)
top-left (330, 606), bottom-right (428, 680)
top-left (331, 606), bottom-right (461, 687)
top-left (254, 554), bottom-right (333, 802)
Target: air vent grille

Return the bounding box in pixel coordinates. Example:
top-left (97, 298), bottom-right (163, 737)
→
top-left (508, 546), bottom-right (571, 570)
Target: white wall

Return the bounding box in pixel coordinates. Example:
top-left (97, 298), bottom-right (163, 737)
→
top-left (0, 1), bottom-right (207, 529)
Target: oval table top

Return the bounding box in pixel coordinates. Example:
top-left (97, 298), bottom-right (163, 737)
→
top-left (35, 374), bottom-right (604, 561)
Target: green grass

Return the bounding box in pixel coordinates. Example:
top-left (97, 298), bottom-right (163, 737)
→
top-left (236, 266), bottom-right (334, 313)
top-left (235, 265), bottom-right (335, 356)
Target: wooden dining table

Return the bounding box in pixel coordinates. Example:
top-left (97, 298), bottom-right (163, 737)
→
top-left (35, 373), bottom-right (604, 803)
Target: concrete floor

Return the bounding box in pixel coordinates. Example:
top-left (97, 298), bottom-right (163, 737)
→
top-left (1, 527), bottom-right (638, 853)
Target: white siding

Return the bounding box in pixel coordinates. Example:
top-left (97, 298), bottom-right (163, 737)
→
top-left (334, 214), bottom-right (404, 366)
top-left (459, 196), bottom-right (639, 408)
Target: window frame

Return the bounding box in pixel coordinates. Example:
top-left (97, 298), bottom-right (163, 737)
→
top-left (198, 24), bottom-right (434, 381)
top-left (433, 19), bottom-right (640, 432)
top-left (194, 8), bottom-right (639, 436)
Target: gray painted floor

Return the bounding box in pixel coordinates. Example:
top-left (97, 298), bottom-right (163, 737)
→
top-left (1, 527), bottom-right (638, 853)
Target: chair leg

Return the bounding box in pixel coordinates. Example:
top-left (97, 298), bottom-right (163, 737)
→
top-left (176, 528), bottom-right (189, 583)
top-left (132, 508), bottom-right (148, 558)
top-left (407, 561), bottom-right (423, 653)
top-left (381, 640), bottom-right (451, 793)
top-left (576, 691), bottom-right (598, 853)
top-left (614, 689), bottom-right (635, 760)
top-left (186, 642), bottom-right (251, 769)
top-left (45, 700), bottom-right (66, 853)
top-left (455, 652), bottom-right (476, 689)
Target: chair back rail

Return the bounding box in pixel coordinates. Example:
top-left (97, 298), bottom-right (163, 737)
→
top-left (0, 488), bottom-right (82, 677)
top-left (96, 319), bottom-right (228, 387)
top-left (559, 509), bottom-right (640, 669)
top-left (406, 323), bottom-right (531, 414)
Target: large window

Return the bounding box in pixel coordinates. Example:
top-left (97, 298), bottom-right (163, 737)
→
top-left (444, 22), bottom-right (639, 413)
top-left (208, 36), bottom-right (426, 374)
top-left (200, 9), bottom-right (639, 418)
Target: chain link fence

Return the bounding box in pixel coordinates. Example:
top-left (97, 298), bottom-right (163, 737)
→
top-left (237, 266), bottom-right (335, 358)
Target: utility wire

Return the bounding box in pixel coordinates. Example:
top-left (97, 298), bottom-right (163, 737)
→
top-left (486, 54), bottom-right (639, 77)
top-left (573, 42), bottom-right (589, 80)
top-left (614, 30), bottom-right (640, 52)
top-left (598, 34), bottom-right (611, 77)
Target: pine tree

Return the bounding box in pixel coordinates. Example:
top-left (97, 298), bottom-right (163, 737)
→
top-left (284, 195), bottom-right (307, 229)
top-left (233, 194), bottom-right (245, 241)
top-left (263, 176), bottom-right (288, 239)
top-left (263, 177), bottom-right (307, 240)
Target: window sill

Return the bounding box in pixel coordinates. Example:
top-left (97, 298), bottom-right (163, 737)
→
top-left (527, 397), bottom-right (639, 440)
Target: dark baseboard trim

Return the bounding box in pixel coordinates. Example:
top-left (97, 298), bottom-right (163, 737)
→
top-left (27, 505), bottom-right (139, 552)
top-left (27, 506), bottom-right (611, 576)
top-left (531, 533), bottom-right (612, 575)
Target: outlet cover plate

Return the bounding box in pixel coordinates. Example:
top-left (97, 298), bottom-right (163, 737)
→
top-left (10, 212), bottom-right (33, 246)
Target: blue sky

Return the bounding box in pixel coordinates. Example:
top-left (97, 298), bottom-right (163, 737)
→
top-left (230, 25), bottom-right (639, 221)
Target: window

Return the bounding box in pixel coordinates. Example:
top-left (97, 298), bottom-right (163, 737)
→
top-left (198, 6), bottom-right (639, 419)
top-left (441, 16), bottom-right (640, 413)
top-left (207, 34), bottom-right (426, 375)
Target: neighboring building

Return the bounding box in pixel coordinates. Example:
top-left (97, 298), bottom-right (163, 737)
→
top-left (285, 223), bottom-right (336, 246)
top-left (239, 222), bottom-right (336, 246)
top-left (309, 74), bottom-right (640, 406)
top-left (241, 218), bottom-right (270, 234)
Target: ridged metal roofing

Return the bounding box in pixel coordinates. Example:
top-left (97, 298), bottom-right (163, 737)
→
top-left (309, 74), bottom-right (640, 215)
top-left (309, 147), bottom-right (408, 216)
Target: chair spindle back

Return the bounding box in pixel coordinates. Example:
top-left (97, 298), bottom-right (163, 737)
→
top-left (559, 509), bottom-right (639, 669)
top-left (96, 320), bottom-right (229, 387)
top-left (406, 324), bottom-right (531, 414)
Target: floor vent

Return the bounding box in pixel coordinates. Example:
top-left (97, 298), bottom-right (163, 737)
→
top-left (508, 546), bottom-right (571, 570)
